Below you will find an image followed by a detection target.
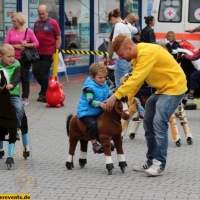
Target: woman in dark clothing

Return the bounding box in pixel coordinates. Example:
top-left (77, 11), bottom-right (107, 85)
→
top-left (140, 16), bottom-right (156, 43)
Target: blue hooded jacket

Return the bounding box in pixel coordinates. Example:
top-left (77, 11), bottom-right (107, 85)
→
top-left (77, 77), bottom-right (110, 118)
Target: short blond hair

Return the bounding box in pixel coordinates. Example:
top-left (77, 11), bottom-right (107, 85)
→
top-left (165, 31), bottom-right (177, 40)
top-left (11, 12), bottom-right (26, 26)
top-left (0, 44), bottom-right (14, 55)
top-left (89, 63), bottom-right (107, 77)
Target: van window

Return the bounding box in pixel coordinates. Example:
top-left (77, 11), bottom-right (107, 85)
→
top-left (158, 0), bottom-right (182, 22)
top-left (188, 0), bottom-right (200, 23)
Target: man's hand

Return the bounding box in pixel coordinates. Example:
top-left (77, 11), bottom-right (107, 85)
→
top-left (189, 29), bottom-right (195, 33)
top-left (100, 102), bottom-right (106, 111)
top-left (105, 95), bottom-right (117, 111)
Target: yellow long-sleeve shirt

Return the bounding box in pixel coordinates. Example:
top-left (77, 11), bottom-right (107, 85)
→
top-left (114, 43), bottom-right (187, 101)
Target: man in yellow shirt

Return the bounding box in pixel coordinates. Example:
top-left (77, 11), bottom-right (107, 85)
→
top-left (106, 34), bottom-right (187, 176)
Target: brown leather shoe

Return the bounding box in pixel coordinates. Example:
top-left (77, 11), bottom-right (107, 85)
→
top-left (37, 95), bottom-right (47, 103)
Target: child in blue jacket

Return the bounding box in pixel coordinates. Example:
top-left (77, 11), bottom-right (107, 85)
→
top-left (77, 63), bottom-right (112, 153)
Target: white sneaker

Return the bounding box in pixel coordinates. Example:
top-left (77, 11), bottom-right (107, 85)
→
top-left (22, 98), bottom-right (29, 106)
top-left (145, 159), bottom-right (164, 176)
top-left (133, 161), bottom-right (150, 172)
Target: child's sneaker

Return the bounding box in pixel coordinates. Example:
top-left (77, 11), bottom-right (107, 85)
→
top-left (22, 98), bottom-right (29, 106)
top-left (132, 115), bottom-right (144, 122)
top-left (185, 93), bottom-right (194, 100)
top-left (92, 143), bottom-right (103, 154)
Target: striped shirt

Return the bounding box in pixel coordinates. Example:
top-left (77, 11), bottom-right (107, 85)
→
top-left (84, 87), bottom-right (113, 107)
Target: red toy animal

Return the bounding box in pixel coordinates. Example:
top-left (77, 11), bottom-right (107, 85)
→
top-left (46, 75), bottom-right (65, 108)
top-left (179, 39), bottom-right (198, 53)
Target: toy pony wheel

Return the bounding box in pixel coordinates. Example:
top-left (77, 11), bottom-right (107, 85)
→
top-left (108, 169), bottom-right (113, 175)
top-left (6, 157), bottom-right (14, 170)
top-left (129, 133), bottom-right (135, 139)
top-left (121, 167), bottom-right (125, 173)
top-left (187, 137), bottom-right (193, 145)
top-left (79, 163), bottom-right (85, 168)
top-left (7, 164), bottom-right (11, 170)
top-left (175, 139), bottom-right (181, 147)
top-left (184, 103), bottom-right (197, 110)
top-left (66, 161), bottom-right (74, 170)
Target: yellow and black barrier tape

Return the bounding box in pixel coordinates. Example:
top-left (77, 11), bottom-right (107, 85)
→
top-left (59, 49), bottom-right (108, 55)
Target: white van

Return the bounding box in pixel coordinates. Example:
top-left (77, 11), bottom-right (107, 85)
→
top-left (152, 0), bottom-right (200, 48)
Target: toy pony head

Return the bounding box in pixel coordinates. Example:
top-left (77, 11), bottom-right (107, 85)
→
top-left (113, 99), bottom-right (130, 121)
top-left (0, 69), bottom-right (8, 90)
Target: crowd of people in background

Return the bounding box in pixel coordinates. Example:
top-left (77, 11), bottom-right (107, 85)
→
top-left (2, 4), bottom-right (61, 106)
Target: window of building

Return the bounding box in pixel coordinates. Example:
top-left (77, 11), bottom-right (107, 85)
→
top-left (98, 0), bottom-right (120, 33)
top-left (0, 0), bottom-right (17, 45)
top-left (125, 0), bottom-right (139, 16)
top-left (29, 0), bottom-right (59, 29)
top-left (64, 0), bottom-right (90, 67)
top-left (158, 0), bottom-right (182, 22)
top-left (188, 0), bottom-right (200, 23)
top-left (28, 0), bottom-right (90, 69)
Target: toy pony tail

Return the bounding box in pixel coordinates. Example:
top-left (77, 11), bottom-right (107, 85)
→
top-left (66, 114), bottom-right (73, 136)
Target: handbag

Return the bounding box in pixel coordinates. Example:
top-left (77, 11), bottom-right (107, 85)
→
top-left (22, 28), bottom-right (39, 62)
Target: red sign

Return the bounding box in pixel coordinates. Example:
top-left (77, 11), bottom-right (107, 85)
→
top-left (64, 56), bottom-right (82, 62)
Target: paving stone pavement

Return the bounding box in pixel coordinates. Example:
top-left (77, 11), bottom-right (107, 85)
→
top-left (0, 74), bottom-right (200, 200)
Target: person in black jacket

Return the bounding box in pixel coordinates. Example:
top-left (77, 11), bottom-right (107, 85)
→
top-left (140, 16), bottom-right (156, 43)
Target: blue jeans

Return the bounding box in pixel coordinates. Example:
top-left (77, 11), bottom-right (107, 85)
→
top-left (190, 71), bottom-right (200, 90)
top-left (143, 93), bottom-right (184, 170)
top-left (114, 59), bottom-right (131, 89)
top-left (32, 55), bottom-right (52, 96)
top-left (10, 96), bottom-right (25, 128)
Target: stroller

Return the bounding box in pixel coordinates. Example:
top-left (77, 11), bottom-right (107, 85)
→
top-left (106, 61), bottom-right (116, 92)
top-left (105, 56), bottom-right (133, 93)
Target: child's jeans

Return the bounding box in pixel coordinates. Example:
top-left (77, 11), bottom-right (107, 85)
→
top-left (10, 96), bottom-right (25, 128)
top-left (80, 116), bottom-right (98, 140)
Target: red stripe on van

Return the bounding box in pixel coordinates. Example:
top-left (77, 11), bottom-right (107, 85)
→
top-left (155, 33), bottom-right (200, 40)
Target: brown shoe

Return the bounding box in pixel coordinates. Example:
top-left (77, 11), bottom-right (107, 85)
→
top-left (37, 95), bottom-right (47, 103)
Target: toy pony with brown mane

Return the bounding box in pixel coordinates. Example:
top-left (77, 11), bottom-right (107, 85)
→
top-left (0, 69), bottom-right (30, 169)
top-left (66, 99), bottom-right (130, 175)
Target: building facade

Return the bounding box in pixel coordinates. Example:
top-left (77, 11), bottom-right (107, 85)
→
top-left (0, 0), bottom-right (153, 75)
